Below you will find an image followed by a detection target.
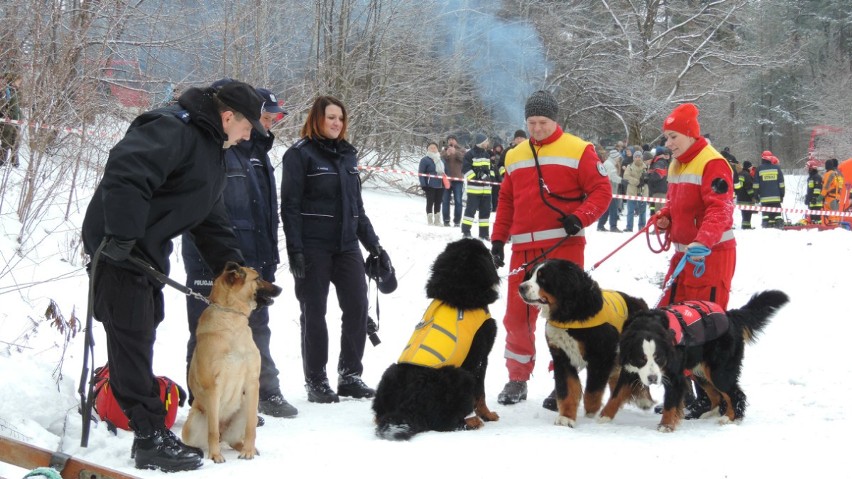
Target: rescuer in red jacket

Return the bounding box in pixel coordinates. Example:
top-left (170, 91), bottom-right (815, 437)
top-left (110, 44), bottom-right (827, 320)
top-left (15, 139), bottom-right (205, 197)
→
top-left (653, 103), bottom-right (737, 419)
top-left (489, 90), bottom-right (611, 410)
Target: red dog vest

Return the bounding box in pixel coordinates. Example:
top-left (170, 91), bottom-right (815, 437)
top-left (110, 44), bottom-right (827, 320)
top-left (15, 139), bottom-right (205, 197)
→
top-left (662, 301), bottom-right (728, 346)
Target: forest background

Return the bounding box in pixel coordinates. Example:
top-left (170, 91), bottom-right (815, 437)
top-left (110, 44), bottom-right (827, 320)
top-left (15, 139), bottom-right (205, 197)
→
top-left (1, 0), bottom-right (850, 250)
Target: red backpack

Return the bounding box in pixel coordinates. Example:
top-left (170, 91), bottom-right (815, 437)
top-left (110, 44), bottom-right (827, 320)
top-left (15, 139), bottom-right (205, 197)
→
top-left (92, 364), bottom-right (186, 431)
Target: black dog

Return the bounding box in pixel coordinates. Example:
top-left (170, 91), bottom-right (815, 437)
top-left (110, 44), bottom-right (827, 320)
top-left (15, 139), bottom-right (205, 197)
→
top-left (372, 239), bottom-right (501, 440)
top-left (599, 290), bottom-right (789, 432)
top-left (518, 259), bottom-right (649, 427)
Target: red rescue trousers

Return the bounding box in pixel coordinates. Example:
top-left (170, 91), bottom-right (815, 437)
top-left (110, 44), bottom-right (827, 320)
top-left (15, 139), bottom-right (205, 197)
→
top-left (658, 247), bottom-right (736, 310)
top-left (502, 245), bottom-right (584, 381)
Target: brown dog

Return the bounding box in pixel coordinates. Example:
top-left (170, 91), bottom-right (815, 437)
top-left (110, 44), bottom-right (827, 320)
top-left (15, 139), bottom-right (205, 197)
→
top-left (181, 262), bottom-right (281, 463)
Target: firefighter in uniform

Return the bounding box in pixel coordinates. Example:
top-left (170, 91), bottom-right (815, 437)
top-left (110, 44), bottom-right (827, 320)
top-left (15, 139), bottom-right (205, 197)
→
top-left (805, 160), bottom-right (824, 224)
top-left (756, 151), bottom-right (785, 228)
top-left (461, 134), bottom-right (495, 239)
top-left (734, 160), bottom-right (757, 229)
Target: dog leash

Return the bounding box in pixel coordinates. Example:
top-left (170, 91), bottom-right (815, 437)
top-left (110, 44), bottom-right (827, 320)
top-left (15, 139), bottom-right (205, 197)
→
top-left (654, 245), bottom-right (711, 306)
top-left (503, 235), bottom-right (572, 278)
top-left (587, 222), bottom-right (653, 273)
top-left (126, 256), bottom-right (210, 305)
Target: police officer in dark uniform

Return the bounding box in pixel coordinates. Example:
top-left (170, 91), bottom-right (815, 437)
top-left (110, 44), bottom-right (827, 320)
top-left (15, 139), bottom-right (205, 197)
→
top-left (281, 95), bottom-right (384, 404)
top-left (182, 84), bottom-right (297, 419)
top-left (82, 81), bottom-right (266, 472)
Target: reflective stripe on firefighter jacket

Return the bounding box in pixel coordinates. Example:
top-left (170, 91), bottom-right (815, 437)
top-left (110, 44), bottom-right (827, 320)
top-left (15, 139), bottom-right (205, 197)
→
top-left (546, 290), bottom-right (628, 332)
top-left (756, 162), bottom-right (785, 204)
top-left (806, 171), bottom-right (824, 210)
top-left (398, 299), bottom-right (491, 368)
top-left (662, 300), bottom-right (728, 346)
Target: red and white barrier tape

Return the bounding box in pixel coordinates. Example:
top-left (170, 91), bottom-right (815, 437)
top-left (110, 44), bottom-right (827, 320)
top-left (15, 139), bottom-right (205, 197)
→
top-left (359, 165), bottom-right (852, 218)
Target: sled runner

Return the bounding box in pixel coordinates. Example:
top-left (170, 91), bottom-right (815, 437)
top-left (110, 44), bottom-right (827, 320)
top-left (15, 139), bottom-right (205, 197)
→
top-left (0, 435), bottom-right (140, 479)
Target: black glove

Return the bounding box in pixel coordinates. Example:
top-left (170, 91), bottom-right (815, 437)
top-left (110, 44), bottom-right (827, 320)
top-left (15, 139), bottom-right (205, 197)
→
top-left (288, 253), bottom-right (305, 279)
top-left (101, 237), bottom-right (135, 262)
top-left (369, 244), bottom-right (384, 258)
top-left (560, 215), bottom-right (583, 236)
top-left (491, 241), bottom-right (505, 268)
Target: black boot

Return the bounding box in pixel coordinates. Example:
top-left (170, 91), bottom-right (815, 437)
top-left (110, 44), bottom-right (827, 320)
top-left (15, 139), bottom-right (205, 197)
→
top-left (132, 427), bottom-right (204, 472)
top-left (258, 393), bottom-right (299, 418)
top-left (497, 380), bottom-right (527, 405)
top-left (338, 375), bottom-right (376, 399)
top-left (684, 385), bottom-right (712, 420)
top-left (542, 389), bottom-right (557, 411)
top-left (306, 377), bottom-right (340, 403)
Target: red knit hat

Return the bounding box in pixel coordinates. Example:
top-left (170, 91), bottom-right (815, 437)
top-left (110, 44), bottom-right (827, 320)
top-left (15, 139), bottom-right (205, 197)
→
top-left (663, 103), bottom-right (701, 138)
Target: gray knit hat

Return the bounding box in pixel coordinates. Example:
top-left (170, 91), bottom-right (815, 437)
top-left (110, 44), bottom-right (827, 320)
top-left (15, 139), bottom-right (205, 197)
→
top-left (524, 90), bottom-right (559, 120)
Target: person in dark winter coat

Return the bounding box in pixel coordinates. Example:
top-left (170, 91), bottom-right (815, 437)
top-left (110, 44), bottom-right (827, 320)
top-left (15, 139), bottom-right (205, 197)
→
top-left (804, 161), bottom-right (824, 223)
top-left (418, 141), bottom-right (444, 225)
top-left (647, 148), bottom-right (670, 215)
top-left (182, 85), bottom-right (297, 419)
top-left (81, 81), bottom-right (266, 472)
top-left (756, 152), bottom-right (785, 228)
top-left (280, 95), bottom-right (384, 404)
top-left (461, 134), bottom-right (494, 239)
top-left (441, 135), bottom-right (466, 226)
top-left (734, 160), bottom-right (757, 228)
top-left (490, 143), bottom-right (504, 212)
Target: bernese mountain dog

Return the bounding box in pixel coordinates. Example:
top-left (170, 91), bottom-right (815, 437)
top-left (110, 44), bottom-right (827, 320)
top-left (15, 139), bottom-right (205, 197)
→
top-left (599, 290), bottom-right (789, 432)
top-left (518, 258), bottom-right (650, 427)
top-left (372, 238), bottom-right (501, 440)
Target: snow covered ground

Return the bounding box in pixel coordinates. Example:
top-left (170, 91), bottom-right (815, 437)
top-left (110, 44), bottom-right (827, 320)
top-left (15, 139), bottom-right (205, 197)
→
top-left (1, 167), bottom-right (849, 478)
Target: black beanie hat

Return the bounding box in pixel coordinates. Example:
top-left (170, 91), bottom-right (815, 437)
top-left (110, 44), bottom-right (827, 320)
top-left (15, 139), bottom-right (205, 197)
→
top-left (513, 129), bottom-right (527, 139)
top-left (524, 90), bottom-right (559, 121)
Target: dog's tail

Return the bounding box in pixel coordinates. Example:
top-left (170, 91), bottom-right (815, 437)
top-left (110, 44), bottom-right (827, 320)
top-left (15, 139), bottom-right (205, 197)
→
top-left (727, 290), bottom-right (789, 343)
top-left (375, 413), bottom-right (425, 441)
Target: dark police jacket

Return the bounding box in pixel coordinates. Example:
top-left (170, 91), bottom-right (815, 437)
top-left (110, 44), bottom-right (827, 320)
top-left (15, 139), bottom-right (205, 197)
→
top-left (280, 137), bottom-right (379, 254)
top-left (182, 130), bottom-right (279, 278)
top-left (82, 87), bottom-right (243, 280)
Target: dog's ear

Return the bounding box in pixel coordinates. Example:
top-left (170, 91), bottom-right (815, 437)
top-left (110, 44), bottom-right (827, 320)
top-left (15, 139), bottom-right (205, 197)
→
top-left (223, 262), bottom-right (246, 286)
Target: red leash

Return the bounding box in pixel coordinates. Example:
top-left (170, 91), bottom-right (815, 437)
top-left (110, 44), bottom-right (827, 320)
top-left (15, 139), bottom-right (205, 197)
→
top-left (588, 222), bottom-right (653, 273)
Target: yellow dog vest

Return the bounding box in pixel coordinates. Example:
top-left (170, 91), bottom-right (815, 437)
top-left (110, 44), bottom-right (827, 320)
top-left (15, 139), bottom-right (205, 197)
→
top-left (547, 290), bottom-right (629, 332)
top-left (398, 300), bottom-right (491, 368)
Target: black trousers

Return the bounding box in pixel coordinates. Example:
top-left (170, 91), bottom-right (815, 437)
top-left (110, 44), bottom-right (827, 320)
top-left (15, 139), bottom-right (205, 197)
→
top-left (185, 264), bottom-right (281, 400)
top-left (424, 187), bottom-right (443, 214)
top-left (92, 262), bottom-right (166, 436)
top-left (294, 248), bottom-right (368, 383)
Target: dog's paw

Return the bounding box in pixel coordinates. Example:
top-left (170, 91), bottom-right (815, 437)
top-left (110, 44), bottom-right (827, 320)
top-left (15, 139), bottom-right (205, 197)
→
top-left (554, 416), bottom-right (576, 428)
top-left (464, 417), bottom-right (484, 430)
top-left (597, 415), bottom-right (613, 424)
top-left (717, 416), bottom-right (737, 426)
top-left (479, 410), bottom-right (500, 422)
top-left (657, 423), bottom-right (676, 433)
top-left (211, 452), bottom-right (226, 464)
top-left (238, 447), bottom-right (257, 460)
